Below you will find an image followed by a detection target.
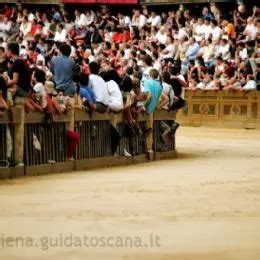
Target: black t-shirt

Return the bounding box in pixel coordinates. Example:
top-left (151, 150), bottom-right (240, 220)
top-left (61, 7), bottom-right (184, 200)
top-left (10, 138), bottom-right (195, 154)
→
top-left (11, 59), bottom-right (31, 92)
top-left (120, 75), bottom-right (132, 92)
top-left (171, 78), bottom-right (183, 98)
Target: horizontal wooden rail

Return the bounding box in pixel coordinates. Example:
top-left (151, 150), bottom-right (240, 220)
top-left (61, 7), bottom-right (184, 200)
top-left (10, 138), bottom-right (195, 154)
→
top-left (177, 90), bottom-right (260, 129)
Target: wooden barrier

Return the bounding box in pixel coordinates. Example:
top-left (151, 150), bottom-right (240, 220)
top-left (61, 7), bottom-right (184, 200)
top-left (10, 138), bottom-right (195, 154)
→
top-left (0, 104), bottom-right (177, 179)
top-left (177, 90), bottom-right (260, 129)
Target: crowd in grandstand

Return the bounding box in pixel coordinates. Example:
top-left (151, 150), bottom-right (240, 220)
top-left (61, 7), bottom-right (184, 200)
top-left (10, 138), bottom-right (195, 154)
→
top-left (0, 2), bottom-right (259, 157)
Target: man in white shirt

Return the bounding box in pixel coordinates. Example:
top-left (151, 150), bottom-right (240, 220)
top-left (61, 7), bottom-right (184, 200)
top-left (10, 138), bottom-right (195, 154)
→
top-left (147, 11), bottom-right (161, 28)
top-left (118, 12), bottom-right (131, 27)
top-left (211, 19), bottom-right (222, 41)
top-left (132, 10), bottom-right (147, 29)
top-left (155, 26), bottom-right (167, 44)
top-left (194, 18), bottom-right (205, 42)
top-left (85, 10), bottom-right (96, 26)
top-left (54, 24), bottom-right (67, 42)
top-left (19, 16), bottom-right (31, 38)
top-left (160, 36), bottom-right (176, 60)
top-left (0, 16), bottom-right (11, 41)
top-left (88, 62), bottom-right (110, 113)
top-left (203, 18), bottom-right (212, 40)
top-left (244, 17), bottom-right (258, 41)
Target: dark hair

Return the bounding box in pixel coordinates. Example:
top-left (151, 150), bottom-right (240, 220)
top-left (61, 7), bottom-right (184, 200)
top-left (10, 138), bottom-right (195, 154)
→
top-left (7, 42), bottom-right (20, 56)
top-left (216, 56), bottom-right (223, 62)
top-left (144, 55), bottom-right (153, 66)
top-left (78, 72), bottom-right (89, 86)
top-left (34, 68), bottom-right (46, 84)
top-left (170, 65), bottom-right (181, 76)
top-left (101, 69), bottom-right (121, 85)
top-left (126, 67), bottom-right (133, 76)
top-left (89, 61), bottom-right (100, 75)
top-left (162, 71), bottom-right (171, 85)
top-left (59, 43), bottom-right (71, 57)
top-left (211, 19), bottom-right (218, 27)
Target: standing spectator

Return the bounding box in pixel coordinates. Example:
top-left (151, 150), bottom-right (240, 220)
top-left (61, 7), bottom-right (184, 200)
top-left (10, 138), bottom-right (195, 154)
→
top-left (50, 43), bottom-right (76, 96)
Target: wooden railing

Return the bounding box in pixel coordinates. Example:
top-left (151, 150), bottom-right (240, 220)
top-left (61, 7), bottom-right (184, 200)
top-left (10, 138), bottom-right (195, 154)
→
top-left (177, 90), bottom-right (260, 129)
top-left (0, 99), bottom-right (177, 179)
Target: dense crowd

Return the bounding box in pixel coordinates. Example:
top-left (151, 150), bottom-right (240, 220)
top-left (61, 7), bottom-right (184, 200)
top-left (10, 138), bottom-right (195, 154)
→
top-left (0, 3), bottom-right (259, 158)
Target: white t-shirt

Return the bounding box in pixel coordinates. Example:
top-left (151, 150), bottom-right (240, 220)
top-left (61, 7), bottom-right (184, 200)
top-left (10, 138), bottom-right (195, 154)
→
top-left (88, 74), bottom-right (109, 105)
top-left (211, 26), bottom-right (222, 41)
top-left (243, 80), bottom-right (256, 91)
top-left (244, 24), bottom-right (258, 40)
top-left (54, 29), bottom-right (67, 42)
top-left (141, 66), bottom-right (153, 91)
top-left (155, 31), bottom-right (167, 44)
top-left (203, 24), bottom-right (212, 40)
top-left (119, 16), bottom-right (131, 27)
top-left (239, 48), bottom-right (248, 60)
top-left (33, 82), bottom-right (47, 108)
top-left (107, 80), bottom-right (123, 111)
top-left (148, 15), bottom-right (161, 27)
top-left (194, 24), bottom-right (205, 42)
top-left (139, 15), bottom-right (147, 29)
top-left (161, 44), bottom-right (175, 59)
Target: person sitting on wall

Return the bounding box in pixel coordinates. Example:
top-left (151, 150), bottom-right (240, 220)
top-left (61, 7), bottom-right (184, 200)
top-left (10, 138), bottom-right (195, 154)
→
top-left (100, 70), bottom-right (124, 113)
top-left (6, 42), bottom-right (31, 98)
top-left (76, 72), bottom-right (96, 113)
top-left (25, 68), bottom-right (47, 112)
top-left (88, 61), bottom-right (110, 113)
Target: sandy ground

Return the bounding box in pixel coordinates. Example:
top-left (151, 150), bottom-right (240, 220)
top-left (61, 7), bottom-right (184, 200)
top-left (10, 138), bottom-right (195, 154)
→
top-left (0, 126), bottom-right (260, 260)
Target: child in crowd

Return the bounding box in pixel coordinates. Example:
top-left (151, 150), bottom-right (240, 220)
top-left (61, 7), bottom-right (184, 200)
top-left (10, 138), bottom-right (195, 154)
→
top-left (26, 68), bottom-right (47, 112)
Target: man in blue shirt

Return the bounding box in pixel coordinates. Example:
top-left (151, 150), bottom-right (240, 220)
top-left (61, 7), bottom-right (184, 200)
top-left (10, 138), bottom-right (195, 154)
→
top-left (143, 69), bottom-right (162, 154)
top-left (50, 44), bottom-right (76, 96)
top-left (144, 69), bottom-right (162, 114)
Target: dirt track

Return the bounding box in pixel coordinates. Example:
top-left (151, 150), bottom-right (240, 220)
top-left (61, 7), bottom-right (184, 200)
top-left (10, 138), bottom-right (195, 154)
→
top-left (0, 126), bottom-right (260, 260)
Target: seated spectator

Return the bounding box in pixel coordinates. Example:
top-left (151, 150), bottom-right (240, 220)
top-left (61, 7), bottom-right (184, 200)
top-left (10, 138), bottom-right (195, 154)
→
top-left (76, 72), bottom-right (96, 112)
top-left (101, 70), bottom-right (123, 112)
top-left (26, 68), bottom-right (47, 112)
top-left (52, 90), bottom-right (71, 114)
top-left (88, 61), bottom-right (109, 113)
top-left (54, 23), bottom-right (67, 42)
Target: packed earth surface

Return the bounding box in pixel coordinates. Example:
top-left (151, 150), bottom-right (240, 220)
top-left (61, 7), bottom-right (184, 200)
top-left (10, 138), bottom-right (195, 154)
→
top-left (0, 126), bottom-right (260, 260)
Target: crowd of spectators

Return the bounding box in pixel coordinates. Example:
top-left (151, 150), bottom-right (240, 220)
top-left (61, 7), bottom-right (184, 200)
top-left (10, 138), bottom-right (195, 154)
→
top-left (0, 2), bottom-right (259, 157)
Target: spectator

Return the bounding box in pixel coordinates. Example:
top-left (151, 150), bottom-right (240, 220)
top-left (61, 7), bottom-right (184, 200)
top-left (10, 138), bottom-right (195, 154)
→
top-left (88, 61), bottom-right (109, 113)
top-left (6, 42), bottom-right (31, 97)
top-left (50, 43), bottom-right (76, 96)
top-left (101, 70), bottom-right (123, 112)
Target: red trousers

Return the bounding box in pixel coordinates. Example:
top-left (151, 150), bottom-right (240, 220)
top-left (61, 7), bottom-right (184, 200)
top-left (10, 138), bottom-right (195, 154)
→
top-left (67, 130), bottom-right (80, 159)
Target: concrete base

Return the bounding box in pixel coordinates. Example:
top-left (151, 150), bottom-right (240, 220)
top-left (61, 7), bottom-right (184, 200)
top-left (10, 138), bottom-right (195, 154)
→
top-left (0, 151), bottom-right (177, 179)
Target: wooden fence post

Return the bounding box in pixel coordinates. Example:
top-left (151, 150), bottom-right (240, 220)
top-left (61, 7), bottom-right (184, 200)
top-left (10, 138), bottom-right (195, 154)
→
top-left (14, 97), bottom-right (25, 165)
